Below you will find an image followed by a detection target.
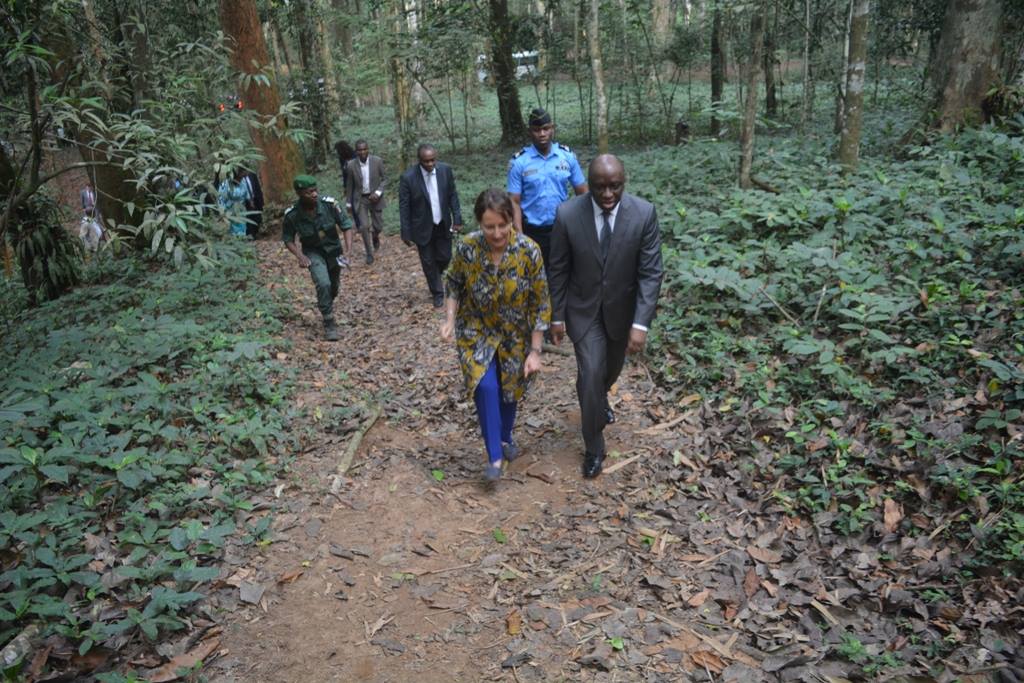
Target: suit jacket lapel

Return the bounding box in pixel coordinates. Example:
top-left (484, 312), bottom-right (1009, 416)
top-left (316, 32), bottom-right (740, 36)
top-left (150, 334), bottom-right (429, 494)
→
top-left (610, 195), bottom-right (631, 258)
top-left (580, 197), bottom-right (601, 265)
top-left (415, 166), bottom-right (428, 205)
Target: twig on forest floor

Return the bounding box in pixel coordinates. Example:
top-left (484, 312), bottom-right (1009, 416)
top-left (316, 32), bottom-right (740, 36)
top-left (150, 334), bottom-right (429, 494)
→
top-left (757, 285), bottom-right (800, 326)
top-left (542, 342), bottom-right (572, 356)
top-left (336, 403), bottom-right (382, 475)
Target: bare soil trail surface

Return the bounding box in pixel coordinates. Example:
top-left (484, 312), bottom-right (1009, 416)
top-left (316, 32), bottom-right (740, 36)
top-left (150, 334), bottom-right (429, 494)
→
top-left (203, 233), bottom-right (955, 683)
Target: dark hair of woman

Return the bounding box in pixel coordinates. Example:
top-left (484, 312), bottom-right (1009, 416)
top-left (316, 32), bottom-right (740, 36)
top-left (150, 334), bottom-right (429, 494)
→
top-left (335, 140), bottom-right (356, 168)
top-left (473, 188), bottom-right (515, 223)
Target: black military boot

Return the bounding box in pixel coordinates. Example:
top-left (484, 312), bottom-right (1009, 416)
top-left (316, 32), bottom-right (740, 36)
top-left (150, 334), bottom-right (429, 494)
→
top-left (323, 316), bottom-right (340, 342)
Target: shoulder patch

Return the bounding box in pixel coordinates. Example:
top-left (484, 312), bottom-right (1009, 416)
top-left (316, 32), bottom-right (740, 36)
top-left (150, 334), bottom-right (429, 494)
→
top-left (510, 147), bottom-right (527, 160)
top-left (320, 196), bottom-right (337, 204)
top-left (557, 142), bottom-right (573, 153)
top-left (284, 206), bottom-right (296, 215)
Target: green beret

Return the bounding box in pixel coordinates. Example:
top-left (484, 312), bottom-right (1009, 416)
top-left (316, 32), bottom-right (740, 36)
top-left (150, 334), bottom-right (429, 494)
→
top-left (293, 174), bottom-right (318, 191)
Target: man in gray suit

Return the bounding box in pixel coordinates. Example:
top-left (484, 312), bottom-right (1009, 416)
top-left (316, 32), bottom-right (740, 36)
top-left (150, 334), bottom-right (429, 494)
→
top-left (549, 154), bottom-right (663, 479)
top-left (399, 144), bottom-right (463, 308)
top-left (344, 139), bottom-right (386, 264)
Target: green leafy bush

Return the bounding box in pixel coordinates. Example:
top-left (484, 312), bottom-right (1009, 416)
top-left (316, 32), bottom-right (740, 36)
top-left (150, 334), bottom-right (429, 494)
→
top-left (0, 249), bottom-right (298, 654)
top-left (647, 124), bottom-right (1024, 566)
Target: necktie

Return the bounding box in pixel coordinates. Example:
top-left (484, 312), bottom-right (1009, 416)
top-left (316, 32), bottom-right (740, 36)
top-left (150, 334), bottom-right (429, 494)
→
top-left (600, 211), bottom-right (611, 262)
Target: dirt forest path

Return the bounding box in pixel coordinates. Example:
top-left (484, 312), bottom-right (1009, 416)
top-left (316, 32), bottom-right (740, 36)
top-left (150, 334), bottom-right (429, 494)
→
top-left (205, 233), bottom-right (839, 683)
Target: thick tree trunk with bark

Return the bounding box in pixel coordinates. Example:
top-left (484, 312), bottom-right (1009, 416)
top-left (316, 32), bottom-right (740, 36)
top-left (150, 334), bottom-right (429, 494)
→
top-left (489, 0), bottom-right (526, 144)
top-left (589, 0), bottom-right (609, 153)
top-left (738, 5), bottom-right (765, 189)
top-left (710, 4), bottom-right (726, 136)
top-left (929, 0), bottom-right (1002, 132)
top-left (291, 0), bottom-right (331, 167)
top-left (838, 0), bottom-right (869, 173)
top-left (218, 0), bottom-right (302, 205)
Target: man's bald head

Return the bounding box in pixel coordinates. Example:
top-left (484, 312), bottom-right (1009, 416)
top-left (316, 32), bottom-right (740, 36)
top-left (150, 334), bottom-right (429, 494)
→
top-left (589, 154), bottom-right (626, 212)
top-left (588, 154), bottom-right (624, 180)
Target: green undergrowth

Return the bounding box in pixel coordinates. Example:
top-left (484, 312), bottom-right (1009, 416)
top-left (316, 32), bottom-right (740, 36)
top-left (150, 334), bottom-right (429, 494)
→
top-left (646, 122), bottom-right (1024, 569)
top-left (0, 249), bottom-right (301, 660)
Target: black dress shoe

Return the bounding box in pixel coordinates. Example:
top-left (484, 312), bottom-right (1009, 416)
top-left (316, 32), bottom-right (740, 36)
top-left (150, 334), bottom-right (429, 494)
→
top-left (432, 294), bottom-right (444, 308)
top-left (582, 452), bottom-right (605, 479)
top-left (605, 406), bottom-right (616, 424)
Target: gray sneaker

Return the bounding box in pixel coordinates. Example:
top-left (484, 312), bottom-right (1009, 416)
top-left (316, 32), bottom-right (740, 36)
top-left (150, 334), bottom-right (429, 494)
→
top-left (502, 442), bottom-right (521, 462)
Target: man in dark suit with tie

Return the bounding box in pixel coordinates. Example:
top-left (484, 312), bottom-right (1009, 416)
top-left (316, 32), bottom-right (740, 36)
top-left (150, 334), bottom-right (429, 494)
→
top-left (398, 144), bottom-right (464, 308)
top-left (548, 154), bottom-right (664, 478)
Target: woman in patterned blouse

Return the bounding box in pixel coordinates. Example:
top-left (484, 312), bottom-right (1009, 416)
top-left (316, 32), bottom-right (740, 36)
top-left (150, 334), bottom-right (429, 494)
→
top-left (441, 188), bottom-right (552, 481)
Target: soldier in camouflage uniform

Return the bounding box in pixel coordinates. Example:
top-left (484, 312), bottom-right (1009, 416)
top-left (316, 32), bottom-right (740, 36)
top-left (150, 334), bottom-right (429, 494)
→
top-left (282, 175), bottom-right (353, 341)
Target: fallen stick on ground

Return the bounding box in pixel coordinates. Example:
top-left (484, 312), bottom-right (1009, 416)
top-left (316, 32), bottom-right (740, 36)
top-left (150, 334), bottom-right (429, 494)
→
top-left (337, 404), bottom-right (382, 475)
top-left (542, 342), bottom-right (572, 356)
top-left (601, 452), bottom-right (644, 475)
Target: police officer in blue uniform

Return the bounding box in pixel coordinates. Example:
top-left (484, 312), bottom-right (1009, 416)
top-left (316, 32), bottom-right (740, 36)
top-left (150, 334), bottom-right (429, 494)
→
top-left (507, 108), bottom-right (588, 272)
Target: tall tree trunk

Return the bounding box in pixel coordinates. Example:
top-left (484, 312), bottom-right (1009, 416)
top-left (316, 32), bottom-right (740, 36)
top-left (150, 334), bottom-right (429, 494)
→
top-left (929, 0), bottom-right (1002, 132)
top-left (834, 0), bottom-right (853, 134)
top-left (124, 2), bottom-right (152, 110)
top-left (389, 0), bottom-right (415, 167)
top-left (710, 3), bottom-right (725, 136)
top-left (265, 21), bottom-right (283, 80)
top-left (763, 1), bottom-right (777, 118)
top-left (315, 0), bottom-right (339, 121)
top-left (801, 0), bottom-right (812, 130)
top-left (292, 0), bottom-right (331, 167)
top-left (274, 21), bottom-right (294, 76)
top-left (218, 0), bottom-right (302, 204)
top-left (331, 0), bottom-right (354, 56)
top-left (838, 0), bottom-right (869, 173)
top-left (738, 4), bottom-right (765, 189)
top-left (489, 0), bottom-right (526, 144)
top-left (573, 1), bottom-right (589, 142)
top-left (589, 0), bottom-right (609, 153)
top-left (651, 0), bottom-right (673, 63)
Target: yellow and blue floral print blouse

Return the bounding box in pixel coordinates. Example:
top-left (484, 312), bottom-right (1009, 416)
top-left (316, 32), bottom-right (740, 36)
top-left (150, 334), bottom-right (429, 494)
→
top-left (445, 231), bottom-right (551, 403)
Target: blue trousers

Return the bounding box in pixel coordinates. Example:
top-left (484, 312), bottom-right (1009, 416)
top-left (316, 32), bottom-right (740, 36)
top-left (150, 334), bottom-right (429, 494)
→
top-left (474, 357), bottom-right (517, 464)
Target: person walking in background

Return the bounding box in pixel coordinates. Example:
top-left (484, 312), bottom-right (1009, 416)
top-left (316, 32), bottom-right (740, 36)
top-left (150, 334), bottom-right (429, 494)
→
top-left (344, 139), bottom-right (386, 264)
top-left (507, 107), bottom-right (588, 273)
top-left (239, 167), bottom-right (264, 239)
top-left (282, 175), bottom-right (354, 342)
top-left (548, 155), bottom-right (663, 479)
top-left (441, 189), bottom-right (550, 482)
top-left (218, 167), bottom-right (252, 237)
top-left (399, 143), bottom-right (463, 308)
top-left (335, 140), bottom-right (357, 194)
top-left (79, 178), bottom-right (103, 251)
top-left (80, 179), bottom-right (98, 220)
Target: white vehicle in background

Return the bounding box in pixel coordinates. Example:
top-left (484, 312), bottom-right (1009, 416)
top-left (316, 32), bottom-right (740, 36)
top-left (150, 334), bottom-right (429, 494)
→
top-left (476, 50), bottom-right (540, 83)
top-left (513, 51), bottom-right (539, 79)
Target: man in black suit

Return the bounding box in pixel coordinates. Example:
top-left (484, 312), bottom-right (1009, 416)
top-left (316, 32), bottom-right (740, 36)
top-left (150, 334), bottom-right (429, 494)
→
top-left (399, 144), bottom-right (464, 307)
top-left (549, 154), bottom-right (664, 479)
